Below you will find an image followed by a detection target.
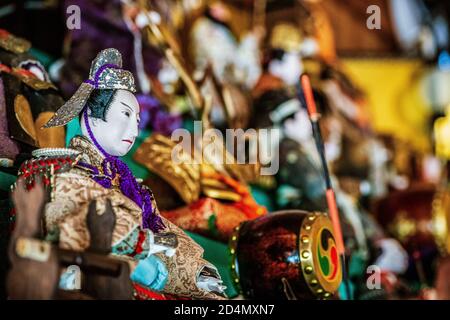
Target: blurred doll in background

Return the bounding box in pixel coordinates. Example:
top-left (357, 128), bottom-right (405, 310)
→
top-left (0, 29), bottom-right (66, 167)
top-left (251, 23), bottom-right (409, 299)
top-left (189, 0), bottom-right (263, 90)
top-left (51, 0), bottom-right (180, 136)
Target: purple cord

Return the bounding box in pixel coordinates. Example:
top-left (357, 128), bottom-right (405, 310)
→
top-left (84, 64), bottom-right (121, 88)
top-left (81, 107), bottom-right (165, 232)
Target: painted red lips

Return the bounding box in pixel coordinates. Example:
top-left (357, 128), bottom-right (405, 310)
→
top-left (122, 139), bottom-right (133, 144)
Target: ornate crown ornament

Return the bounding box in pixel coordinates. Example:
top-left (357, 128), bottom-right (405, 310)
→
top-left (43, 48), bottom-right (137, 128)
top-left (0, 29), bottom-right (31, 54)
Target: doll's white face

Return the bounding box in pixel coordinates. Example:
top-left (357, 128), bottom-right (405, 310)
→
top-left (284, 108), bottom-right (312, 144)
top-left (268, 52), bottom-right (303, 86)
top-left (81, 89), bottom-right (140, 157)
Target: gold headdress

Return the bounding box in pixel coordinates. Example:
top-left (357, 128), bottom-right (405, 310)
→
top-left (269, 23), bottom-right (303, 53)
top-left (0, 29), bottom-right (31, 54)
top-left (44, 48), bottom-right (136, 128)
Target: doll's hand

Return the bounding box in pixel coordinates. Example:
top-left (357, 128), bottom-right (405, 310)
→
top-left (196, 266), bottom-right (226, 295)
top-left (374, 238), bottom-right (409, 274)
top-left (131, 255), bottom-right (168, 291)
top-left (197, 276), bottom-right (227, 294)
top-left (147, 231), bottom-right (178, 257)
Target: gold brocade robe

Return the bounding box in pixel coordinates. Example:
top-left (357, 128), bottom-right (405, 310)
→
top-left (43, 136), bottom-right (224, 299)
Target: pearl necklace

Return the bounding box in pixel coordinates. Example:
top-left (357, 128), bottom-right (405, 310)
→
top-left (32, 148), bottom-right (81, 158)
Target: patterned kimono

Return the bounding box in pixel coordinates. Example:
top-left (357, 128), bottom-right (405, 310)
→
top-left (40, 136), bottom-right (224, 300)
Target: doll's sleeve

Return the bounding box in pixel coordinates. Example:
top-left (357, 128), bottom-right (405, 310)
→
top-left (151, 193), bottom-right (226, 299)
top-left (46, 172), bottom-right (145, 252)
top-left (111, 189), bottom-right (225, 299)
top-left (155, 216), bottom-right (226, 300)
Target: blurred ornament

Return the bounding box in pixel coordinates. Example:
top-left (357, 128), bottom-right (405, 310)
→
top-left (422, 68), bottom-right (450, 112)
top-left (136, 94), bottom-right (182, 135)
top-left (434, 105), bottom-right (450, 159)
top-left (438, 51), bottom-right (450, 71)
top-left (269, 23), bottom-right (303, 53)
top-left (431, 189), bottom-right (450, 256)
top-left (0, 30), bottom-right (31, 54)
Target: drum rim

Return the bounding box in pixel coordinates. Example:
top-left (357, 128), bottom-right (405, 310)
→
top-left (299, 212), bottom-right (342, 298)
top-left (229, 210), bottom-right (342, 299)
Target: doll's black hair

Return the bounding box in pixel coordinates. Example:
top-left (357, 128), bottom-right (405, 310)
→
top-left (262, 49), bottom-right (286, 71)
top-left (83, 89), bottom-right (116, 121)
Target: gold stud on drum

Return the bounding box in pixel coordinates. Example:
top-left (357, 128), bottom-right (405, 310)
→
top-left (302, 251), bottom-right (310, 259)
